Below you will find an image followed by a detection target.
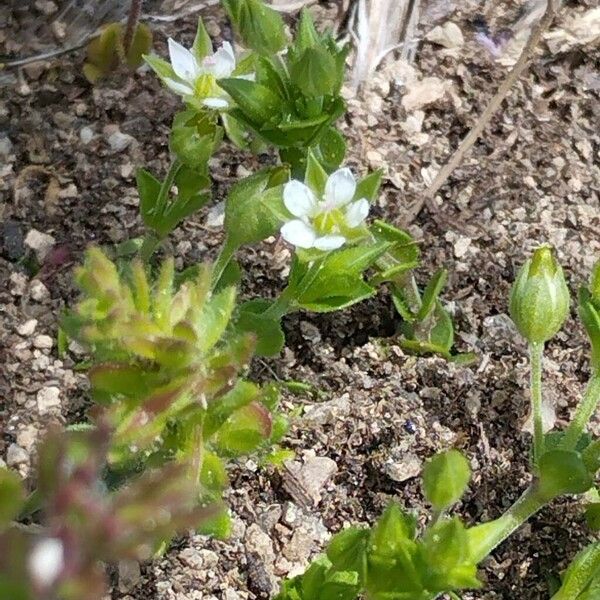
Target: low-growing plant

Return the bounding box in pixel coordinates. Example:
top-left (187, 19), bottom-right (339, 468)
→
top-left (140, 1), bottom-right (470, 361)
top-left (6, 2), bottom-right (596, 599)
top-left (275, 250), bottom-right (600, 600)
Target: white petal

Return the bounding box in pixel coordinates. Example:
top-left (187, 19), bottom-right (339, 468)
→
top-left (203, 97), bottom-right (229, 109)
top-left (281, 220), bottom-right (317, 249)
top-left (345, 198), bottom-right (370, 228)
top-left (205, 42), bottom-right (236, 78)
top-left (324, 168), bottom-right (356, 208)
top-left (314, 235), bottom-right (346, 251)
top-left (168, 38), bottom-right (200, 81)
top-left (164, 77), bottom-right (194, 96)
top-left (28, 538), bottom-right (64, 588)
top-left (284, 180), bottom-right (318, 218)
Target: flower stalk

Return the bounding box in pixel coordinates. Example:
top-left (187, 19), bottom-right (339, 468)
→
top-left (530, 342), bottom-right (545, 465)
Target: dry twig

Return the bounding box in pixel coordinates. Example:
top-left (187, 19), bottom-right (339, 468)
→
top-left (403, 0), bottom-right (561, 226)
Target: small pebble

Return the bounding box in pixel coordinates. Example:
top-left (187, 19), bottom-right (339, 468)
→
top-left (33, 334), bottom-right (53, 350)
top-left (17, 319), bottom-right (38, 336)
top-left (7, 443), bottom-right (29, 466)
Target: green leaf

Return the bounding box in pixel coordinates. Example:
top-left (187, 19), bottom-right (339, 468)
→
top-left (355, 170), bottom-right (382, 203)
top-left (0, 469), bottom-right (24, 527)
top-left (197, 286), bottom-right (237, 353)
top-left (552, 542), bottom-right (600, 600)
top-left (224, 166), bottom-right (289, 247)
top-left (218, 78), bottom-right (283, 124)
top-left (125, 23), bottom-right (153, 69)
top-left (326, 527), bottom-right (369, 583)
top-left (585, 503), bottom-right (600, 531)
top-left (136, 168), bottom-right (162, 226)
top-left (222, 0), bottom-right (287, 55)
top-left (192, 17), bottom-right (213, 59)
top-left (538, 450), bottom-right (593, 500)
top-left (370, 220), bottom-right (419, 283)
top-left (315, 127), bottom-right (346, 170)
top-left (235, 299), bottom-right (286, 357)
top-left (213, 401), bottom-right (272, 455)
top-left (294, 8), bottom-right (320, 53)
top-left (290, 47), bottom-right (337, 97)
top-left (200, 452), bottom-right (228, 491)
top-left (422, 449), bottom-right (471, 511)
top-left (88, 362), bottom-right (156, 401)
top-left (304, 150), bottom-right (329, 196)
top-left (417, 269), bottom-right (448, 321)
top-left (84, 22), bottom-right (122, 81)
top-left (204, 380), bottom-right (259, 438)
top-left (296, 243), bottom-right (391, 312)
top-left (421, 518), bottom-right (468, 572)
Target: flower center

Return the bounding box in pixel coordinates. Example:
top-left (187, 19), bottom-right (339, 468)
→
top-left (313, 207), bottom-right (344, 235)
top-left (194, 74), bottom-right (218, 98)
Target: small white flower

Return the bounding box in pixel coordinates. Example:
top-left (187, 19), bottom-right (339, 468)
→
top-left (162, 38), bottom-right (236, 108)
top-left (280, 168), bottom-right (370, 251)
top-left (28, 537), bottom-right (64, 588)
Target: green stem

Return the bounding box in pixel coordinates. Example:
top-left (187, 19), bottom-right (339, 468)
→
top-left (263, 259), bottom-right (324, 320)
top-left (138, 159), bottom-right (182, 263)
top-left (192, 424), bottom-right (204, 487)
top-left (561, 374), bottom-right (600, 451)
top-left (468, 484), bottom-right (547, 563)
top-left (529, 342), bottom-right (545, 466)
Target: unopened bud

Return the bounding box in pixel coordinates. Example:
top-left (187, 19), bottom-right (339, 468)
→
top-left (509, 246), bottom-right (570, 344)
top-left (28, 537), bottom-right (64, 589)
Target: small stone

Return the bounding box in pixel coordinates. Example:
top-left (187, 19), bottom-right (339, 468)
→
top-left (425, 22), bottom-right (464, 48)
top-left (453, 236), bottom-right (471, 258)
top-left (107, 130), bottom-right (134, 153)
top-left (33, 334), bottom-right (53, 350)
top-left (283, 454), bottom-right (338, 506)
top-left (7, 443), bottom-right (29, 466)
top-left (384, 451), bottom-right (422, 482)
top-left (17, 319), bottom-right (38, 336)
top-left (205, 201), bottom-right (225, 227)
top-left (80, 126), bottom-right (95, 144)
top-left (17, 425), bottom-right (39, 452)
top-left (37, 386), bottom-right (61, 414)
top-left (59, 183), bottom-right (78, 198)
top-left (29, 280), bottom-right (50, 302)
top-left (25, 229), bottom-right (55, 262)
top-left (0, 136), bottom-right (13, 157)
top-left (179, 548), bottom-right (204, 570)
top-left (118, 560), bottom-right (141, 591)
top-left (10, 272), bottom-right (28, 296)
top-left (35, 0), bottom-right (58, 15)
top-left (2, 220), bottom-right (25, 261)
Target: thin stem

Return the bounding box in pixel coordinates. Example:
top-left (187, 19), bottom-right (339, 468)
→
top-left (263, 259), bottom-right (324, 320)
top-left (560, 374), bottom-right (600, 451)
top-left (138, 159), bottom-right (181, 263)
top-left (529, 342), bottom-right (545, 466)
top-left (124, 0), bottom-right (144, 56)
top-left (468, 484), bottom-right (547, 563)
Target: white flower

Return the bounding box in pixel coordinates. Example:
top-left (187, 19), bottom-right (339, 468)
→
top-left (163, 38), bottom-right (236, 108)
top-left (28, 537), bottom-right (64, 588)
top-left (280, 168), bottom-right (370, 251)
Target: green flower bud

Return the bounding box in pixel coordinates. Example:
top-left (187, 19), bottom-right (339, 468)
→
top-left (578, 260), bottom-right (600, 372)
top-left (509, 246), bottom-right (570, 344)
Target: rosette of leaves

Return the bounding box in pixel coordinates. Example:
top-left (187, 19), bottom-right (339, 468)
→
top-left (219, 8), bottom-right (349, 173)
top-left (62, 248), bottom-right (286, 535)
top-left (0, 424), bottom-right (213, 600)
